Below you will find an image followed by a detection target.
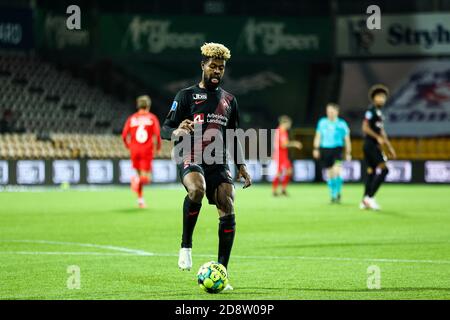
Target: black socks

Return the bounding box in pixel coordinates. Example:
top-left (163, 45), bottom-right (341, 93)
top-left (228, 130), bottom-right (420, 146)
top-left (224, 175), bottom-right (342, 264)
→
top-left (369, 167), bottom-right (389, 197)
top-left (364, 172), bottom-right (375, 197)
top-left (218, 214), bottom-right (236, 269)
top-left (181, 196), bottom-right (236, 270)
top-left (181, 195), bottom-right (202, 248)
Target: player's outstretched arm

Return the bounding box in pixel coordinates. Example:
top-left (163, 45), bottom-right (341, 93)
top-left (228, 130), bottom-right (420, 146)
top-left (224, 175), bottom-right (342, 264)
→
top-left (286, 140), bottom-right (302, 150)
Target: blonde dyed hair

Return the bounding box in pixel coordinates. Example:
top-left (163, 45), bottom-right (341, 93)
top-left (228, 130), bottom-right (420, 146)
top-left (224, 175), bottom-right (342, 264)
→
top-left (136, 95), bottom-right (151, 109)
top-left (200, 42), bottom-right (231, 61)
top-left (279, 115), bottom-right (292, 125)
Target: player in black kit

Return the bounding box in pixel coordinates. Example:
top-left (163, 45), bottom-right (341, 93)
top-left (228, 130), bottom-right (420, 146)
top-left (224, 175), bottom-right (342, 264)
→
top-left (161, 43), bottom-right (252, 290)
top-left (360, 84), bottom-right (397, 211)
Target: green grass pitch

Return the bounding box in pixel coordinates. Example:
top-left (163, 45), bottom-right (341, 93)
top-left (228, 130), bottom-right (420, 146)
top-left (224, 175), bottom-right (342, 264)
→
top-left (1, 184), bottom-right (449, 300)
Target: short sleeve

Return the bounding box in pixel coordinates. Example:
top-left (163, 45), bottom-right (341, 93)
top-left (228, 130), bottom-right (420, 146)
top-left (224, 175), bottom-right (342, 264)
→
top-left (342, 120), bottom-right (350, 136)
top-left (166, 90), bottom-right (189, 124)
top-left (316, 118), bottom-right (324, 133)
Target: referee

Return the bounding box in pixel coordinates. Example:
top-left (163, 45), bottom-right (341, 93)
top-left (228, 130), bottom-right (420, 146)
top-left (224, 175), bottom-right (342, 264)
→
top-left (360, 84), bottom-right (397, 211)
top-left (313, 103), bottom-right (352, 203)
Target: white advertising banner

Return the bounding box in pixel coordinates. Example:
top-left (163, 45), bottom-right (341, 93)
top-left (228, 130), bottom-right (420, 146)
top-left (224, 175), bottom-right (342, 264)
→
top-left (321, 161), bottom-right (361, 182)
top-left (383, 61), bottom-right (450, 137)
top-left (338, 14), bottom-right (450, 56)
top-left (386, 161), bottom-right (412, 182)
top-left (52, 160), bottom-right (80, 184)
top-left (17, 160), bottom-right (45, 184)
top-left (87, 160), bottom-right (113, 184)
top-left (0, 161), bottom-right (8, 184)
top-left (152, 160), bottom-right (177, 183)
top-left (425, 161), bottom-right (450, 183)
top-left (293, 160), bottom-right (316, 182)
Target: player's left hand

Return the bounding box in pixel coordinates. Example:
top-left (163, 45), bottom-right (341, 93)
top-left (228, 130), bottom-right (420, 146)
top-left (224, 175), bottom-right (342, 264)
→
top-left (237, 165), bottom-right (252, 189)
top-left (294, 141), bottom-right (303, 150)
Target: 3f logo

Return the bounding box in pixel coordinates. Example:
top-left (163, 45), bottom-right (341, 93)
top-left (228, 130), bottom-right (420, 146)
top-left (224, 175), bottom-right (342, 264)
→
top-left (66, 5), bottom-right (81, 30)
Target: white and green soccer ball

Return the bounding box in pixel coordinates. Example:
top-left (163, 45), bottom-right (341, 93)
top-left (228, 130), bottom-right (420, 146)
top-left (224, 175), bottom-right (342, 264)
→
top-left (197, 261), bottom-right (229, 294)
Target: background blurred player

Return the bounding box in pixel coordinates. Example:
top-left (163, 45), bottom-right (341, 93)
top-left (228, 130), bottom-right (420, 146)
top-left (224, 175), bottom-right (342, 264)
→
top-left (161, 43), bottom-right (251, 290)
top-left (360, 85), bottom-right (396, 211)
top-left (122, 95), bottom-right (161, 208)
top-left (313, 103), bottom-right (351, 203)
top-left (272, 115), bottom-right (302, 196)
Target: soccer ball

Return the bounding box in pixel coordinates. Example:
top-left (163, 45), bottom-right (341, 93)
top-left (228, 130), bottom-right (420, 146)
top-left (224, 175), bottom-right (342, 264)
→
top-left (197, 261), bottom-right (229, 294)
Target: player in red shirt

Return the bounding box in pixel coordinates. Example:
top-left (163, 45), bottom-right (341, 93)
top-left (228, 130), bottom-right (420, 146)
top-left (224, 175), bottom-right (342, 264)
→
top-left (272, 115), bottom-right (302, 196)
top-left (122, 95), bottom-right (161, 208)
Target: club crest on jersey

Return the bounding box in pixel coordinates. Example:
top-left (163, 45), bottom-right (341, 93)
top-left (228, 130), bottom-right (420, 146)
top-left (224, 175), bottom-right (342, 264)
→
top-left (193, 113), bottom-right (204, 124)
top-left (193, 93), bottom-right (207, 100)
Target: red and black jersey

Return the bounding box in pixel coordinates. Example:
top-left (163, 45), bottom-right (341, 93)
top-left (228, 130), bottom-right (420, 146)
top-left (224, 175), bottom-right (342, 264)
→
top-left (162, 84), bottom-right (241, 165)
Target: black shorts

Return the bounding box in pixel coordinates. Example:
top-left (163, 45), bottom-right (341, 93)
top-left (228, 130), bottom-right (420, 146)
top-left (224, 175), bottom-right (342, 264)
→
top-left (178, 163), bottom-right (234, 205)
top-left (320, 147), bottom-right (343, 169)
top-left (363, 141), bottom-right (387, 169)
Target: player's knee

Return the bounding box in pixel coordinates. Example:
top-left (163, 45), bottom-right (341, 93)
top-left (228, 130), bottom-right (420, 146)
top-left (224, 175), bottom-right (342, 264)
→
top-left (367, 167), bottom-right (374, 175)
top-left (188, 184), bottom-right (205, 203)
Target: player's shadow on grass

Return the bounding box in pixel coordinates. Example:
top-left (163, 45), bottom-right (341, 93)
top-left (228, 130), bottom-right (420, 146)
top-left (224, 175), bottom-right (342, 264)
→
top-left (112, 208), bottom-right (146, 214)
top-left (372, 209), bottom-right (407, 218)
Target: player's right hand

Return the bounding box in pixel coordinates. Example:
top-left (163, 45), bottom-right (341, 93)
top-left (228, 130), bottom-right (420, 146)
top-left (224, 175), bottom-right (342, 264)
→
top-left (179, 119), bottom-right (194, 133)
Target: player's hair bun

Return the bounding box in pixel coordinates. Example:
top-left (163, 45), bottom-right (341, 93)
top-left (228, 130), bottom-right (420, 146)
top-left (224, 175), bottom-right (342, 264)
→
top-left (200, 42), bottom-right (231, 61)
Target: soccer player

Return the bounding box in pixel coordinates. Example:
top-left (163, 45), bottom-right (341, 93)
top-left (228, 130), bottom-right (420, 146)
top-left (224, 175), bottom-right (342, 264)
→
top-left (272, 115), bottom-right (302, 196)
top-left (313, 103), bottom-right (351, 203)
top-left (161, 43), bottom-right (252, 289)
top-left (360, 84), bottom-right (396, 211)
top-left (122, 95), bottom-right (161, 209)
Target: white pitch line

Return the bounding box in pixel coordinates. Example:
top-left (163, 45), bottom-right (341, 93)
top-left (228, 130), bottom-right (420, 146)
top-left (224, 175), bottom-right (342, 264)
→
top-left (0, 251), bottom-right (134, 256)
top-left (1, 240), bottom-right (450, 265)
top-left (0, 240), bottom-right (154, 256)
